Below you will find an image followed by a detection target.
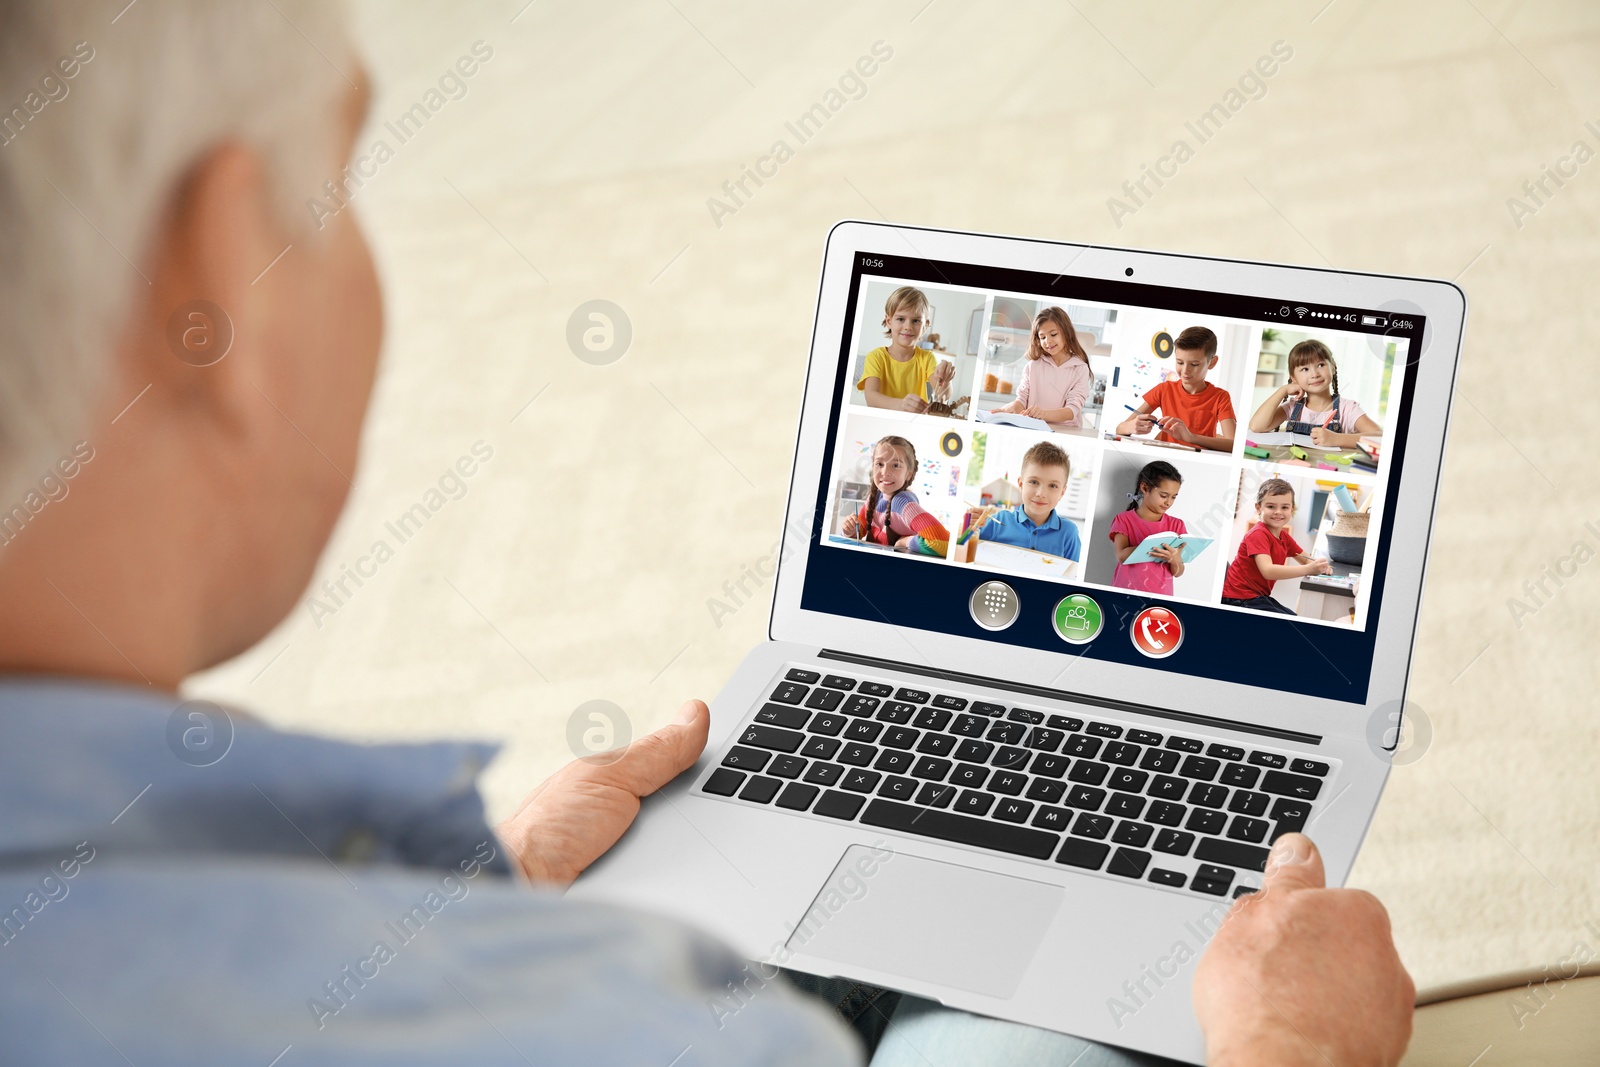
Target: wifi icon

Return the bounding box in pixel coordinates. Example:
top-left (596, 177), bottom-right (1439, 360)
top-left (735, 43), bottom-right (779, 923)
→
top-left (1294, 307), bottom-right (1308, 319)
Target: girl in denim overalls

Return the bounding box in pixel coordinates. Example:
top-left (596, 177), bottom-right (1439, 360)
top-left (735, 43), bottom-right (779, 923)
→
top-left (1248, 339), bottom-right (1383, 449)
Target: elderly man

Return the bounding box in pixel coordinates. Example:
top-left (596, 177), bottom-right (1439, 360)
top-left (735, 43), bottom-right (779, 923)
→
top-left (0, 2), bottom-right (1413, 1064)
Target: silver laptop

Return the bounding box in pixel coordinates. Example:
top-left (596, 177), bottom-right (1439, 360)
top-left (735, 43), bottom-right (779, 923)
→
top-left (571, 222), bottom-right (1464, 1063)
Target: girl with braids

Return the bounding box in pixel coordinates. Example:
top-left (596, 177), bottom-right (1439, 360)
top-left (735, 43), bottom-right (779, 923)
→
top-left (990, 305), bottom-right (1094, 432)
top-left (1221, 477), bottom-right (1332, 614)
top-left (1249, 339), bottom-right (1384, 448)
top-left (839, 436), bottom-right (951, 556)
top-left (1108, 459), bottom-right (1188, 595)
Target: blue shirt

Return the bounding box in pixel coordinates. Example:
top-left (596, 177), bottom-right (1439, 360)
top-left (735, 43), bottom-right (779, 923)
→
top-left (0, 679), bottom-right (858, 1066)
top-left (979, 506), bottom-right (1082, 561)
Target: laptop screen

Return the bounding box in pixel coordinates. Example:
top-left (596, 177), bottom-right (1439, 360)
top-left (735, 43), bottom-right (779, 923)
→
top-left (799, 251), bottom-right (1428, 704)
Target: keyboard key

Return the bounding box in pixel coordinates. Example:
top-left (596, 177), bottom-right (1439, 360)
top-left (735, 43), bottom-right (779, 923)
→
top-left (1165, 736), bottom-right (1204, 753)
top-left (915, 782), bottom-right (957, 808)
top-left (1108, 847), bottom-right (1151, 879)
top-left (801, 736), bottom-right (841, 760)
top-left (953, 739), bottom-right (994, 763)
top-left (932, 694), bottom-right (968, 711)
top-left (874, 750), bottom-right (914, 775)
top-left (1178, 755), bottom-right (1221, 781)
top-left (950, 763), bottom-right (989, 788)
top-left (770, 682), bottom-right (808, 705)
top-left (722, 746), bottom-right (771, 772)
top-left (1026, 727), bottom-right (1065, 752)
top-left (1047, 714), bottom-right (1084, 732)
top-left (842, 769), bottom-right (882, 793)
top-left (804, 688), bottom-right (845, 711)
top-left (803, 762), bottom-right (843, 786)
top-left (1147, 801), bottom-right (1185, 826)
top-left (1064, 735), bottom-right (1102, 759)
top-left (994, 798), bottom-right (1034, 823)
top-left (987, 721), bottom-right (1026, 745)
top-left (1260, 770), bottom-right (1324, 801)
top-left (878, 775), bottom-right (917, 801)
top-left (739, 776), bottom-right (783, 804)
top-left (1030, 753), bottom-right (1070, 779)
top-left (858, 681), bottom-right (894, 698)
top-left (950, 714), bottom-right (989, 738)
top-left (843, 720), bottom-right (883, 743)
top-left (821, 674), bottom-right (857, 691)
top-left (1105, 793), bottom-right (1146, 819)
top-left (1148, 775), bottom-right (1187, 800)
top-left (769, 755), bottom-right (807, 779)
top-left (1153, 829), bottom-right (1195, 856)
top-left (1186, 809), bottom-right (1227, 835)
top-left (1140, 748), bottom-right (1180, 773)
top-left (894, 687), bottom-right (931, 704)
top-left (1227, 816), bottom-right (1270, 843)
top-left (703, 768), bottom-right (745, 796)
top-left (785, 668), bottom-right (820, 684)
top-left (1103, 741), bottom-right (1140, 766)
top-left (1026, 779), bottom-right (1067, 803)
top-left (955, 790), bottom-right (995, 817)
top-left (1271, 798), bottom-right (1311, 838)
top-left (971, 701), bottom-right (1006, 716)
top-left (838, 743), bottom-right (877, 767)
top-left (1207, 743), bottom-right (1245, 761)
top-left (1071, 813), bottom-right (1112, 839)
top-left (1127, 729), bottom-right (1162, 746)
top-left (1290, 758), bottom-right (1331, 777)
top-left (915, 733), bottom-right (955, 757)
top-left (913, 707), bottom-right (953, 731)
top-left (1188, 783), bottom-right (1228, 809)
top-left (814, 790), bottom-right (865, 820)
top-left (991, 746), bottom-right (1031, 771)
top-left (1234, 885), bottom-right (1257, 899)
top-left (1007, 708), bottom-right (1045, 724)
top-left (1056, 838), bottom-right (1111, 870)
top-left (841, 694), bottom-right (880, 717)
top-left (1087, 722), bottom-right (1123, 738)
top-left (1227, 790), bottom-right (1269, 816)
top-left (1220, 763), bottom-right (1260, 788)
top-left (1067, 761), bottom-right (1109, 786)
top-left (1065, 785), bottom-right (1106, 810)
top-left (911, 756), bottom-right (953, 781)
top-left (756, 703), bottom-right (810, 729)
top-left (776, 782), bottom-right (819, 810)
top-left (1108, 768), bottom-right (1148, 792)
top-left (1032, 805), bottom-right (1071, 831)
top-left (882, 727), bottom-right (919, 750)
top-left (1247, 750), bottom-right (1287, 768)
top-left (987, 770), bottom-right (1027, 796)
top-left (806, 712), bottom-right (847, 736)
top-left (1148, 868), bottom-right (1186, 887)
top-left (877, 702), bottom-right (917, 724)
top-left (862, 798), bottom-right (1059, 859)
top-left (1191, 863), bottom-right (1235, 896)
top-left (1112, 821), bottom-right (1154, 848)
top-left (740, 725), bottom-right (804, 753)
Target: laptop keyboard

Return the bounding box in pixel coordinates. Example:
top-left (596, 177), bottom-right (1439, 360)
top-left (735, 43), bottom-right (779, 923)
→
top-left (698, 666), bottom-right (1336, 899)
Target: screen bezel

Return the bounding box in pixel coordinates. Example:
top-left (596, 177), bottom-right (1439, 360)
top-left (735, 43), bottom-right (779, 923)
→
top-left (769, 221), bottom-right (1465, 743)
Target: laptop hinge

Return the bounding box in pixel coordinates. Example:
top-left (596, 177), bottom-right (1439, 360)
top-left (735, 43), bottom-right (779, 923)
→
top-left (816, 649), bottom-right (1323, 746)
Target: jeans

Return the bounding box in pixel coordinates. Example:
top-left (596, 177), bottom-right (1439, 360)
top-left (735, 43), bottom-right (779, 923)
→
top-left (1222, 594), bottom-right (1297, 615)
top-left (785, 971), bottom-right (1185, 1066)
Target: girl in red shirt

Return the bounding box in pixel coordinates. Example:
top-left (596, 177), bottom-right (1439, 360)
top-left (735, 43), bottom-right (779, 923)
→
top-left (1221, 477), bottom-right (1332, 614)
top-left (840, 435), bottom-right (951, 556)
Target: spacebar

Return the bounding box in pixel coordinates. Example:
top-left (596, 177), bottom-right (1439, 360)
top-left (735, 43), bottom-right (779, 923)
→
top-left (859, 799), bottom-right (1059, 860)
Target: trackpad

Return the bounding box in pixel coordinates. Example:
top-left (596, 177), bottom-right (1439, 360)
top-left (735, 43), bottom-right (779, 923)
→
top-left (784, 845), bottom-right (1062, 999)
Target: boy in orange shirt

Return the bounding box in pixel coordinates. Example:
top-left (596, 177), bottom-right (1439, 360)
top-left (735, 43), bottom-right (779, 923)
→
top-left (1115, 326), bottom-right (1236, 452)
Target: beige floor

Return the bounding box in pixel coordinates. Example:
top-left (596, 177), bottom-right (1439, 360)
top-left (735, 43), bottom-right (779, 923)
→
top-left (190, 0), bottom-right (1600, 1006)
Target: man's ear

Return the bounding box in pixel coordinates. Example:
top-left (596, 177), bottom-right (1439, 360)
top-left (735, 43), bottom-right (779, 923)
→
top-left (124, 142), bottom-right (280, 431)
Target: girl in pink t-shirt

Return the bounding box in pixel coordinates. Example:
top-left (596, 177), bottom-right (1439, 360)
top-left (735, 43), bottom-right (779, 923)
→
top-left (1109, 460), bottom-right (1187, 595)
top-left (991, 306), bottom-right (1093, 432)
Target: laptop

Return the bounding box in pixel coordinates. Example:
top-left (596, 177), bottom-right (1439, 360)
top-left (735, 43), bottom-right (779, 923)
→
top-left (570, 222), bottom-right (1464, 1063)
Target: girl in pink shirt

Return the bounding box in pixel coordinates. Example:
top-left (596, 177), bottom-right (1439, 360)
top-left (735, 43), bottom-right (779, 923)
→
top-left (1109, 460), bottom-right (1187, 595)
top-left (992, 306), bottom-right (1094, 432)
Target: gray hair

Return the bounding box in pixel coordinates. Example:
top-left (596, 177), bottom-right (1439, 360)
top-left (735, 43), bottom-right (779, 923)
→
top-left (0, 0), bottom-right (353, 505)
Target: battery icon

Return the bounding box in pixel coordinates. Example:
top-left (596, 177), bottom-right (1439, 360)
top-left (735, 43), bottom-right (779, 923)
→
top-left (1361, 315), bottom-right (1387, 327)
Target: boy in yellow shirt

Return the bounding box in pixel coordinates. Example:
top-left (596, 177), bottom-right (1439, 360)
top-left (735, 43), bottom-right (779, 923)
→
top-left (857, 285), bottom-right (954, 412)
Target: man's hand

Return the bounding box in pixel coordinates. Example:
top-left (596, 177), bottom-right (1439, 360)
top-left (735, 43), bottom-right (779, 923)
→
top-left (497, 700), bottom-right (709, 888)
top-left (1194, 834), bottom-right (1414, 1067)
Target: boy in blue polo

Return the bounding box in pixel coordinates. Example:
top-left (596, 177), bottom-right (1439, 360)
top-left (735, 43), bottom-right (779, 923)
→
top-left (977, 440), bottom-right (1082, 561)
